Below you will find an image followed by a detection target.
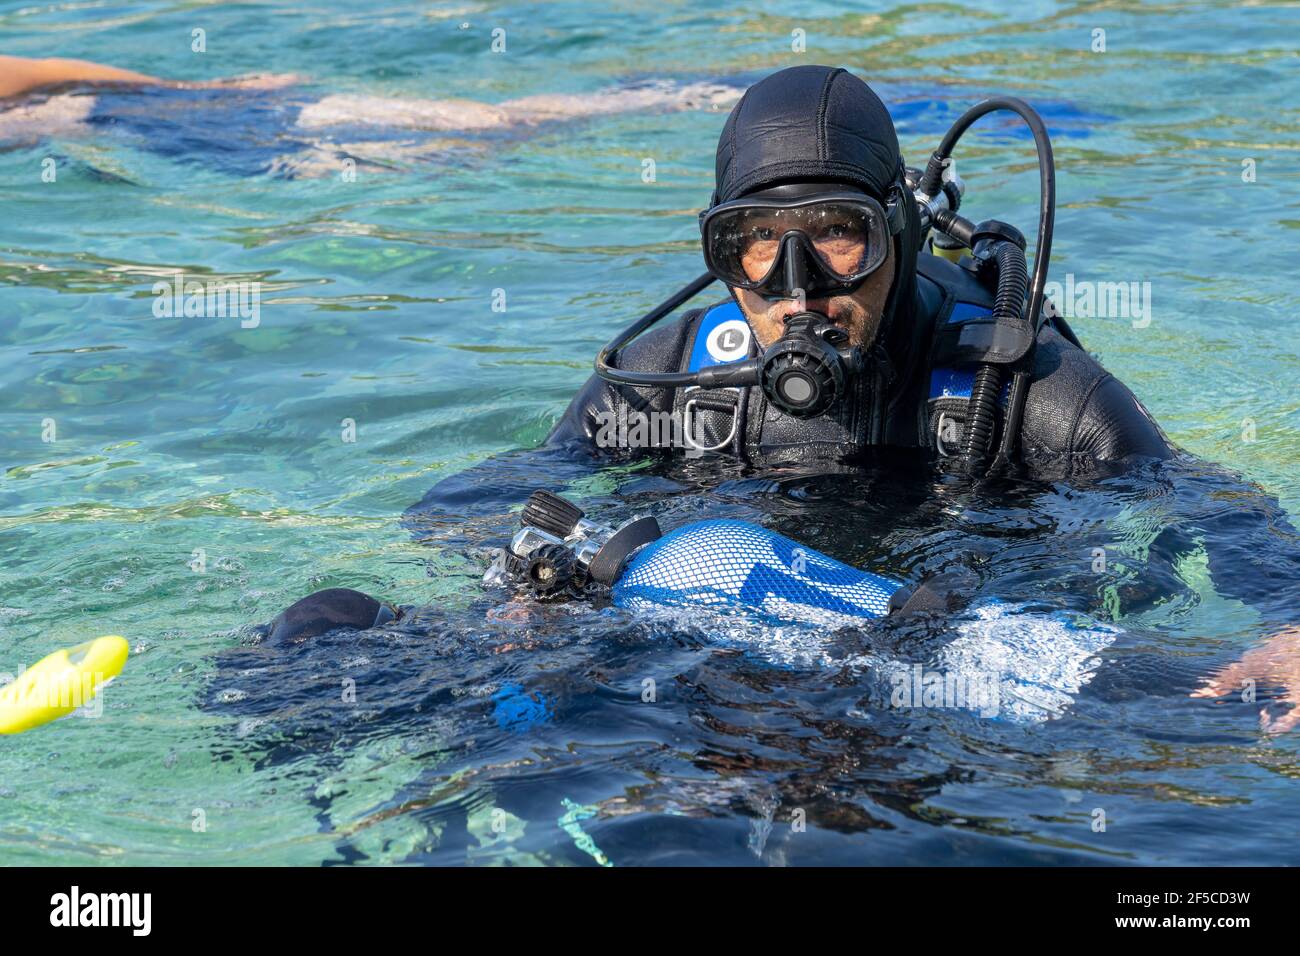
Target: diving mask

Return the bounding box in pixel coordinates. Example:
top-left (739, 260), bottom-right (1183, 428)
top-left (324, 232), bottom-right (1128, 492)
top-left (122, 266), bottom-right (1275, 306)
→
top-left (699, 183), bottom-right (905, 300)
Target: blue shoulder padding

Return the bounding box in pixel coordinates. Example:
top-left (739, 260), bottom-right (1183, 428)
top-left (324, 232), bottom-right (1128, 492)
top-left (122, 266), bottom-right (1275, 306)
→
top-left (929, 368), bottom-right (1013, 402)
top-left (947, 301), bottom-right (993, 326)
top-left (931, 366), bottom-right (978, 399)
top-left (687, 301), bottom-right (748, 373)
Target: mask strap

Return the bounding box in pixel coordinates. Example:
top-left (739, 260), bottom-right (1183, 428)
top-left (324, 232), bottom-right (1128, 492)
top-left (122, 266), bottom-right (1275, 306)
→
top-left (884, 182), bottom-right (906, 236)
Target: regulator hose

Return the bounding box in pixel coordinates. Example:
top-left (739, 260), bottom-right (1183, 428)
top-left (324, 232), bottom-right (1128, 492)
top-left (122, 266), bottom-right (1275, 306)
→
top-left (595, 273), bottom-right (718, 388)
top-left (959, 239), bottom-right (1028, 474)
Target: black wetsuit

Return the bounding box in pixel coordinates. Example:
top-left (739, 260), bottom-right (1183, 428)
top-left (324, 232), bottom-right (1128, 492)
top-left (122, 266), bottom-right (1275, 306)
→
top-left (265, 262), bottom-right (1174, 645)
top-left (546, 252), bottom-right (1172, 479)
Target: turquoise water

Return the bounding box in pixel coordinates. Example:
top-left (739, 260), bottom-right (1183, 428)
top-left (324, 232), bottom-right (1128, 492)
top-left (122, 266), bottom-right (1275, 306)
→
top-left (1, 0), bottom-right (1298, 865)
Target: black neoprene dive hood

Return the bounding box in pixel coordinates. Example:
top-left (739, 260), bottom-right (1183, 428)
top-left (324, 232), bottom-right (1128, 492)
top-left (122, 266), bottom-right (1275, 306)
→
top-left (711, 65), bottom-right (903, 205)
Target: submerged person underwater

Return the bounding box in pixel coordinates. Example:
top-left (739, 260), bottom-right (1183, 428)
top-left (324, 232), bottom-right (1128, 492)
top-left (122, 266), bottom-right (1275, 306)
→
top-left (246, 66), bottom-right (1298, 731)
top-left (0, 54), bottom-right (739, 177)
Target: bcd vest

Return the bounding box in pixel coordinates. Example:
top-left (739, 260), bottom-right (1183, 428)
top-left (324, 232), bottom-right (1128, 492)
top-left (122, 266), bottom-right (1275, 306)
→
top-left (669, 278), bottom-right (1008, 465)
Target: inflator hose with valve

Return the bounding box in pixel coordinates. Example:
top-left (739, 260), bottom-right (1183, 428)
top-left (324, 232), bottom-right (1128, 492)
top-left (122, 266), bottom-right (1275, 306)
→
top-left (915, 96), bottom-right (1055, 476)
top-left (959, 232), bottom-right (1028, 475)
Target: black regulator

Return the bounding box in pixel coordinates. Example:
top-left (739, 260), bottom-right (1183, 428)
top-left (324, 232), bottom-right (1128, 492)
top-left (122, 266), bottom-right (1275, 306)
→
top-left (758, 313), bottom-right (860, 417)
top-left (593, 284), bottom-right (863, 419)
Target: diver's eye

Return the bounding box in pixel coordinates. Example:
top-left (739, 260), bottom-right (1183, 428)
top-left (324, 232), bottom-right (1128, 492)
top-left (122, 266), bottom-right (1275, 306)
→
top-left (752, 226), bottom-right (776, 241)
top-left (825, 222), bottom-right (850, 239)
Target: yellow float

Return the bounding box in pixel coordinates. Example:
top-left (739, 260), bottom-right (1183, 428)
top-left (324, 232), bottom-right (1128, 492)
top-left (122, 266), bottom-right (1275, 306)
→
top-left (0, 636), bottom-right (129, 735)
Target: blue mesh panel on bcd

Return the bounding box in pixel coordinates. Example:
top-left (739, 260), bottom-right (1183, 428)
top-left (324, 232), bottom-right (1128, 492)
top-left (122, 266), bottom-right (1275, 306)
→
top-left (612, 520), bottom-right (901, 627)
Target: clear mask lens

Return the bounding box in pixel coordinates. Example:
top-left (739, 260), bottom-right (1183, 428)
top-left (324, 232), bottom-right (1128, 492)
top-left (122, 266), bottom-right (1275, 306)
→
top-left (705, 199), bottom-right (888, 287)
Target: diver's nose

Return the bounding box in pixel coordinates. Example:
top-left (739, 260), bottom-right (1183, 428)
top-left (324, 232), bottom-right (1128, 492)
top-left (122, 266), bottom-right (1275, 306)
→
top-left (780, 233), bottom-right (810, 301)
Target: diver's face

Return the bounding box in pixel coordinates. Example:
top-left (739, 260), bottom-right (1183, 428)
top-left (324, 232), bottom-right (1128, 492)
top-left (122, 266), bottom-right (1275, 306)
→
top-left (731, 245), bottom-right (895, 350)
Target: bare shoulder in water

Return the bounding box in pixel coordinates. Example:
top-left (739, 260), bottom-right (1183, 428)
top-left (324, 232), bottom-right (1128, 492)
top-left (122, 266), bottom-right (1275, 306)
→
top-left (0, 54), bottom-right (299, 100)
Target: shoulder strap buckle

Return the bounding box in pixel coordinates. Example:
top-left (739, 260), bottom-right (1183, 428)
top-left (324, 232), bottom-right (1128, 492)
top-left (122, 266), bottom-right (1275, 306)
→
top-left (681, 386), bottom-right (741, 453)
top-left (935, 410), bottom-right (961, 456)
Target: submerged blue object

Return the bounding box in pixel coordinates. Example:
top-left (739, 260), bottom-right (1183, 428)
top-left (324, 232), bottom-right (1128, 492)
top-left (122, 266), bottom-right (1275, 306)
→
top-left (612, 520), bottom-right (901, 626)
top-left (86, 87), bottom-right (313, 177)
top-left (492, 682), bottom-right (552, 733)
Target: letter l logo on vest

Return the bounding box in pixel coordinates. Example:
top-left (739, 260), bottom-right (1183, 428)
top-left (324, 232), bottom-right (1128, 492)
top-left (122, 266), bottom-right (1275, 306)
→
top-left (689, 302), bottom-right (751, 372)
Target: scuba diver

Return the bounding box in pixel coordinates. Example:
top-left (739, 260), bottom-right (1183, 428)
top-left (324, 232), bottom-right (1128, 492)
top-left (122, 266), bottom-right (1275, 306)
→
top-left (550, 65), bottom-right (1169, 475)
top-left (249, 65), bottom-right (1298, 733)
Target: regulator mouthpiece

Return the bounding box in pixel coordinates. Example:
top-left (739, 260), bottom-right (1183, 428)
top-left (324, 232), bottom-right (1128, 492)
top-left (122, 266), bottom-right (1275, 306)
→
top-left (759, 312), bottom-right (861, 417)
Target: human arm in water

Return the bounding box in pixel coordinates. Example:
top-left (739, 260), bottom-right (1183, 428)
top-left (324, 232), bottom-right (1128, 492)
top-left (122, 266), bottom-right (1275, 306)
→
top-left (0, 55), bottom-right (160, 98)
top-left (274, 295), bottom-right (1300, 728)
top-left (1174, 476), bottom-right (1300, 733)
top-left (1078, 455), bottom-right (1300, 732)
top-left (1193, 626), bottom-right (1300, 733)
top-left (0, 54), bottom-right (298, 100)
top-left (268, 446), bottom-right (1300, 732)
